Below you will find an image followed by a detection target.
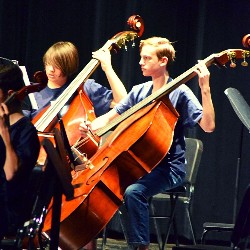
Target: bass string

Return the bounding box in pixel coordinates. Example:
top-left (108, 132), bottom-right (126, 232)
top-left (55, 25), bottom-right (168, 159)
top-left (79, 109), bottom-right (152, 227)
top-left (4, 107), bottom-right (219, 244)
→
top-left (73, 136), bottom-right (90, 149)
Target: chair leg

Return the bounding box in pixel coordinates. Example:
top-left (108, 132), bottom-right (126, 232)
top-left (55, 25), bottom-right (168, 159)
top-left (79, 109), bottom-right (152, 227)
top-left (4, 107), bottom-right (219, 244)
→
top-left (185, 205), bottom-right (196, 244)
top-left (172, 215), bottom-right (179, 246)
top-left (200, 229), bottom-right (208, 244)
top-left (161, 194), bottom-right (179, 250)
top-left (149, 199), bottom-right (163, 250)
top-left (101, 226), bottom-right (107, 250)
top-left (118, 209), bottom-right (129, 244)
top-left (101, 209), bottom-right (129, 250)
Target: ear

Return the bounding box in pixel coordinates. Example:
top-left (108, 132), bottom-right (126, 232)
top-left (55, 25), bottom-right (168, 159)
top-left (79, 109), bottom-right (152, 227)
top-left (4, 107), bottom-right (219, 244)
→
top-left (160, 56), bottom-right (168, 66)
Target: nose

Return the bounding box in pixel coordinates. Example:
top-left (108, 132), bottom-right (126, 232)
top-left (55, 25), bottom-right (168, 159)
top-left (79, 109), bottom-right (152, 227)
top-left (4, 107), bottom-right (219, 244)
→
top-left (139, 58), bottom-right (143, 65)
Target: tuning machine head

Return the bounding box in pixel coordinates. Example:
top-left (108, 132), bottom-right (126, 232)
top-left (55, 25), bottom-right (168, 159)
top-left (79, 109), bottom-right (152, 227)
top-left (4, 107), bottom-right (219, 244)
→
top-left (241, 50), bottom-right (249, 67)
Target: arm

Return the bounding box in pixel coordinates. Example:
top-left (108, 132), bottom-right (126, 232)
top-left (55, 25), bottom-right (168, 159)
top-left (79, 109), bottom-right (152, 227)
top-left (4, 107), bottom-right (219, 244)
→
top-left (79, 108), bottom-right (119, 135)
top-left (0, 103), bottom-right (19, 180)
top-left (92, 49), bottom-right (127, 107)
top-left (195, 61), bottom-right (215, 133)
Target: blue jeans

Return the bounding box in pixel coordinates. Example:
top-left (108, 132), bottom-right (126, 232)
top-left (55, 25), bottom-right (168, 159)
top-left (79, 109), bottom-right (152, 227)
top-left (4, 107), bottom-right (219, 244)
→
top-left (123, 165), bottom-right (185, 247)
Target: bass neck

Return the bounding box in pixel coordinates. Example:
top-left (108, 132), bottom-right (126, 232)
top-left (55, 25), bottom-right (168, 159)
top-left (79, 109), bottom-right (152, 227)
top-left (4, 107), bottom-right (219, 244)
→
top-left (96, 50), bottom-right (237, 137)
top-left (33, 17), bottom-right (144, 132)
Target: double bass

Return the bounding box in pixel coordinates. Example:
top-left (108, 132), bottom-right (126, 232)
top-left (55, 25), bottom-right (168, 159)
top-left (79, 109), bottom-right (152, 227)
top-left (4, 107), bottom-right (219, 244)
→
top-left (32, 15), bottom-right (145, 248)
top-left (41, 48), bottom-right (250, 249)
top-left (33, 15), bottom-right (144, 166)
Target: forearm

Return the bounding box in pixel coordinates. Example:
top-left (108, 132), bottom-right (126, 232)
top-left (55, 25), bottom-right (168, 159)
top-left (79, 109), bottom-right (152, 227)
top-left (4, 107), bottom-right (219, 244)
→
top-left (4, 144), bottom-right (19, 181)
top-left (92, 49), bottom-right (127, 105)
top-left (199, 86), bottom-right (215, 133)
top-left (104, 67), bottom-right (127, 106)
top-left (91, 108), bottom-right (119, 131)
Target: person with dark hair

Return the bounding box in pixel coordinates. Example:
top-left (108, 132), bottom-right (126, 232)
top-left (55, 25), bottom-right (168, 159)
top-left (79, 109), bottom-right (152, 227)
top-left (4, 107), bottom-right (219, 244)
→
top-left (0, 58), bottom-right (40, 240)
top-left (80, 37), bottom-right (215, 250)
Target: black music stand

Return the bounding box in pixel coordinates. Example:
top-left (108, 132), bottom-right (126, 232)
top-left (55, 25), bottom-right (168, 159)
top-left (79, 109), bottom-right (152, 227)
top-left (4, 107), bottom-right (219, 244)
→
top-left (224, 87), bottom-right (250, 223)
top-left (40, 128), bottom-right (74, 250)
top-left (15, 128), bottom-right (74, 250)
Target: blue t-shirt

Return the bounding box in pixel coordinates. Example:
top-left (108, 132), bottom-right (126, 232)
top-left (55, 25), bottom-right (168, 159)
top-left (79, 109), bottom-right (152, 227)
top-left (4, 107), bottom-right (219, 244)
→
top-left (24, 79), bottom-right (113, 119)
top-left (83, 79), bottom-right (113, 117)
top-left (26, 81), bottom-right (69, 119)
top-left (114, 80), bottom-right (203, 175)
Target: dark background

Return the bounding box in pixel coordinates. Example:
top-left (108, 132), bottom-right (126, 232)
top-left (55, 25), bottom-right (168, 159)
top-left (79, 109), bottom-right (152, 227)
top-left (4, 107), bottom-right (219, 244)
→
top-left (1, 0), bottom-right (250, 242)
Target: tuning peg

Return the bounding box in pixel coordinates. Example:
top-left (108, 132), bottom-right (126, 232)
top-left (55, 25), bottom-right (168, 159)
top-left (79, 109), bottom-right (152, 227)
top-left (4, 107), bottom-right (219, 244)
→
top-left (121, 38), bottom-right (128, 51)
top-left (241, 51), bottom-right (249, 67)
top-left (230, 61), bottom-right (237, 68)
top-left (241, 60), bottom-right (248, 67)
top-left (228, 52), bottom-right (236, 68)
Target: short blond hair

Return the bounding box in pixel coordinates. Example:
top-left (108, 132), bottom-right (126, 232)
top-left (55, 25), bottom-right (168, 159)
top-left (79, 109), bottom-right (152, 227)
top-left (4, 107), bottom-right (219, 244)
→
top-left (43, 41), bottom-right (79, 76)
top-left (139, 37), bottom-right (176, 65)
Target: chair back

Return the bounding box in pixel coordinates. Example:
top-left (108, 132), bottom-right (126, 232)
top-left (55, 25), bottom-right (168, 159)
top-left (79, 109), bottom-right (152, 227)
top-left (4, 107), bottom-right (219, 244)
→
top-left (184, 138), bottom-right (203, 185)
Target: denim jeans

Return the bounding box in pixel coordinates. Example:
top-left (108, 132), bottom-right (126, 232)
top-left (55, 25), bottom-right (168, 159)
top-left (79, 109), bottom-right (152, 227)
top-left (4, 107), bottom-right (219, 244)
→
top-left (123, 164), bottom-right (185, 247)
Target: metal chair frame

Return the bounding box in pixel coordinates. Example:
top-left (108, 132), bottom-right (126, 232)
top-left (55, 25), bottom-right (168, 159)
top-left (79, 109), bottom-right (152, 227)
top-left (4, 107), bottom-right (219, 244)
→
top-left (149, 137), bottom-right (203, 250)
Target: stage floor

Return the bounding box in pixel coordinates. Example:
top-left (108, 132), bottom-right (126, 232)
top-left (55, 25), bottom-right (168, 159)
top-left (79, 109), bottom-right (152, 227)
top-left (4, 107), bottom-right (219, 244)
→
top-left (96, 238), bottom-right (174, 249)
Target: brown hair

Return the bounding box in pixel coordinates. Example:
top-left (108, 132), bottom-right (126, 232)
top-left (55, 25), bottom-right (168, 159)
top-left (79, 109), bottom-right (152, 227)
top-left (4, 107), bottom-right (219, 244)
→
top-left (43, 41), bottom-right (79, 77)
top-left (139, 37), bottom-right (176, 65)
